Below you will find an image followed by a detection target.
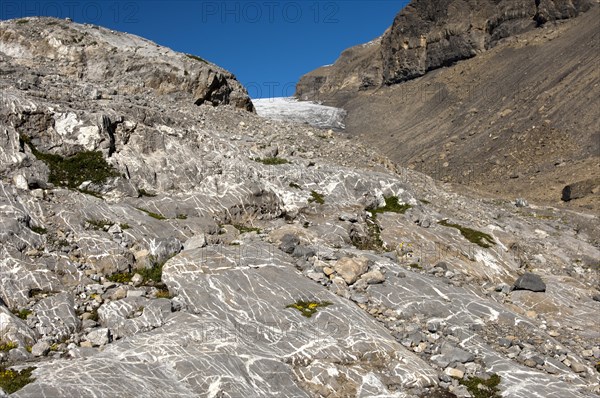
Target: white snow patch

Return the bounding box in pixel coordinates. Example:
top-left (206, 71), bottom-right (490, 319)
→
top-left (253, 97), bottom-right (346, 130)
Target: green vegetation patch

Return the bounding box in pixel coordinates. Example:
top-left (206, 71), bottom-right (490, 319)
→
top-left (308, 191), bottom-right (325, 205)
top-left (119, 223), bottom-right (131, 230)
top-left (135, 207), bottom-right (167, 220)
top-left (108, 256), bottom-right (170, 285)
top-left (438, 220), bottom-right (495, 248)
top-left (155, 289), bottom-right (171, 299)
top-left (0, 342), bottom-right (18, 352)
top-left (253, 157), bottom-right (290, 165)
top-left (138, 189), bottom-right (157, 198)
top-left (286, 300), bottom-right (332, 318)
top-left (16, 19), bottom-right (29, 24)
top-left (137, 260), bottom-right (165, 284)
top-left (351, 219), bottom-right (384, 251)
top-left (408, 263), bottom-right (423, 270)
top-left (86, 219), bottom-right (113, 230)
top-left (185, 53), bottom-right (208, 64)
top-left (176, 214), bottom-right (188, 220)
top-left (233, 224), bottom-right (261, 234)
top-left (107, 272), bottom-right (132, 284)
top-left (21, 136), bottom-right (119, 190)
top-left (13, 309), bottom-right (32, 320)
top-left (0, 366), bottom-right (36, 394)
top-left (459, 374), bottom-right (502, 398)
top-left (372, 196), bottom-right (412, 216)
top-left (29, 225), bottom-right (47, 235)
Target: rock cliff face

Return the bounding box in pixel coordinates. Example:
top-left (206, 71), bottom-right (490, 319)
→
top-left (0, 16), bottom-right (599, 398)
top-left (296, 0), bottom-right (593, 98)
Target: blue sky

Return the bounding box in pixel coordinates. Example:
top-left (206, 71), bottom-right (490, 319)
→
top-left (1, 1), bottom-right (409, 98)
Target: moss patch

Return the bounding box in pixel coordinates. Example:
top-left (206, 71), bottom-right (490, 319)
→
top-left (0, 342), bottom-right (18, 352)
top-left (28, 225), bottom-right (47, 235)
top-left (308, 191), bottom-right (325, 205)
top-left (155, 289), bottom-right (171, 299)
top-left (233, 224), bottom-right (261, 234)
top-left (12, 309), bottom-right (32, 320)
top-left (459, 374), bottom-right (502, 398)
top-left (372, 196), bottom-right (412, 216)
top-left (21, 136), bottom-right (119, 191)
top-left (138, 189), bottom-right (157, 198)
top-left (438, 220), bottom-right (495, 248)
top-left (351, 219), bottom-right (384, 251)
top-left (86, 219), bottom-right (113, 230)
top-left (0, 366), bottom-right (36, 394)
top-left (135, 207), bottom-right (167, 220)
top-left (108, 256), bottom-right (170, 286)
top-left (107, 272), bottom-right (132, 284)
top-left (286, 300), bottom-right (332, 318)
top-left (253, 157), bottom-right (289, 165)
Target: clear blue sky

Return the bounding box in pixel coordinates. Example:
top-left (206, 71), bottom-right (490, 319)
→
top-left (1, 1), bottom-right (409, 98)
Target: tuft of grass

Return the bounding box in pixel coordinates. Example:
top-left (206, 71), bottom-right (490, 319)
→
top-left (86, 219), bottom-right (113, 230)
top-left (16, 19), bottom-right (29, 24)
top-left (12, 309), bottom-right (32, 320)
top-left (88, 308), bottom-right (99, 322)
top-left (289, 182), bottom-right (302, 189)
top-left (107, 273), bottom-right (132, 284)
top-left (352, 219), bottom-right (383, 251)
top-left (185, 53), bottom-right (208, 64)
top-left (0, 366), bottom-right (36, 394)
top-left (459, 374), bottom-right (502, 398)
top-left (176, 214), bottom-right (188, 220)
top-left (372, 196), bottom-right (412, 216)
top-left (21, 136), bottom-right (119, 191)
top-left (138, 188), bottom-right (157, 198)
top-left (137, 263), bottom-right (164, 284)
top-left (135, 207), bottom-right (167, 220)
top-left (438, 220), bottom-right (495, 248)
top-left (408, 263), bottom-right (423, 270)
top-left (0, 342), bottom-right (18, 352)
top-left (155, 289), bottom-right (171, 299)
top-left (286, 300), bottom-right (332, 318)
top-left (119, 223), bottom-right (130, 230)
top-left (29, 225), bottom-right (47, 235)
top-left (308, 191), bottom-right (325, 205)
top-left (253, 157), bottom-right (290, 165)
top-left (233, 224), bottom-right (261, 234)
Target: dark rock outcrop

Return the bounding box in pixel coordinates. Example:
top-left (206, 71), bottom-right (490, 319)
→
top-left (513, 273), bottom-right (547, 292)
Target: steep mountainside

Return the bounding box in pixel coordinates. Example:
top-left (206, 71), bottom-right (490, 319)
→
top-left (296, 1), bottom-right (599, 210)
top-left (0, 17), bottom-right (599, 398)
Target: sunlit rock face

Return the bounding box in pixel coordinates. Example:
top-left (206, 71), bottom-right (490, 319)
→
top-left (0, 16), bottom-right (599, 398)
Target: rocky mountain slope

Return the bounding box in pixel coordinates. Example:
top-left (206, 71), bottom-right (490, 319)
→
top-left (296, 1), bottom-right (599, 211)
top-left (0, 17), bottom-right (599, 398)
